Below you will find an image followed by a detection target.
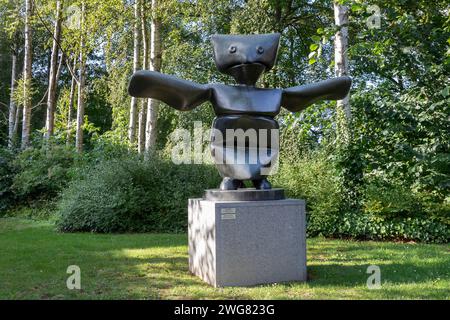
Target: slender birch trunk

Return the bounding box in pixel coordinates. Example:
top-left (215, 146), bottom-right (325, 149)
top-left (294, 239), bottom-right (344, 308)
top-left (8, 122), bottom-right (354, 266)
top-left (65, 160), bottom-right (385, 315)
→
top-left (67, 57), bottom-right (77, 145)
top-left (334, 1), bottom-right (351, 144)
top-left (138, 0), bottom-right (148, 154)
top-left (21, 0), bottom-right (33, 149)
top-left (75, 2), bottom-right (86, 153)
top-left (13, 36), bottom-right (22, 140)
top-left (55, 51), bottom-right (64, 83)
top-left (8, 41), bottom-right (18, 148)
top-left (145, 0), bottom-right (161, 156)
top-left (128, 0), bottom-right (141, 144)
top-left (44, 0), bottom-right (63, 140)
top-left (13, 103), bottom-right (22, 142)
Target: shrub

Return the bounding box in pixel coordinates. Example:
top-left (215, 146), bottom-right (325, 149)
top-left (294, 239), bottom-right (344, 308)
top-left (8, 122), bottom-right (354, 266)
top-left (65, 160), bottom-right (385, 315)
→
top-left (56, 155), bottom-right (221, 233)
top-left (362, 177), bottom-right (421, 218)
top-left (3, 199), bottom-right (57, 220)
top-left (272, 148), bottom-right (343, 234)
top-left (273, 144), bottom-right (449, 243)
top-left (415, 191), bottom-right (450, 225)
top-left (0, 147), bottom-right (16, 213)
top-left (362, 175), bottom-right (449, 226)
top-left (309, 212), bottom-right (450, 243)
top-left (11, 145), bottom-right (76, 202)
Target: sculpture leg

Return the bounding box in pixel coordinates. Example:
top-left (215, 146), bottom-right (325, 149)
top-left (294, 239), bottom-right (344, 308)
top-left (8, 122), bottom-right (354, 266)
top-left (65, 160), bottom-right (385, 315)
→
top-left (220, 177), bottom-right (244, 190)
top-left (252, 178), bottom-right (271, 190)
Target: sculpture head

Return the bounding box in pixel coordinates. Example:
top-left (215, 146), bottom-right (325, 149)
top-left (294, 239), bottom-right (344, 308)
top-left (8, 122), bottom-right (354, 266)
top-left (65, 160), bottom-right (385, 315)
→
top-left (211, 33), bottom-right (280, 86)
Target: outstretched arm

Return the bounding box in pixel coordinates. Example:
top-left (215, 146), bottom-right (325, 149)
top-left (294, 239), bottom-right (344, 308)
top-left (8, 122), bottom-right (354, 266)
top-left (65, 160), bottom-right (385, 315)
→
top-left (128, 70), bottom-right (211, 111)
top-left (281, 76), bottom-right (352, 112)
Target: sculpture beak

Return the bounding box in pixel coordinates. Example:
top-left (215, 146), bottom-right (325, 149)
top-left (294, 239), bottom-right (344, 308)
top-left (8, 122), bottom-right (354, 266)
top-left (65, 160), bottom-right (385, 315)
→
top-left (226, 63), bottom-right (266, 86)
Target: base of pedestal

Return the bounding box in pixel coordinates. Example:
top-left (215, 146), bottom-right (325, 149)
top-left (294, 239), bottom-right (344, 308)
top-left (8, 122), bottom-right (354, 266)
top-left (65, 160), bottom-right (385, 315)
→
top-left (188, 198), bottom-right (307, 287)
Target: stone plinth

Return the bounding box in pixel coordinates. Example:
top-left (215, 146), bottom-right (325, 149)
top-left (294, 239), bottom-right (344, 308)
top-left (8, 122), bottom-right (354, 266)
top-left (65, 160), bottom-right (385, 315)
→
top-left (188, 198), bottom-right (307, 287)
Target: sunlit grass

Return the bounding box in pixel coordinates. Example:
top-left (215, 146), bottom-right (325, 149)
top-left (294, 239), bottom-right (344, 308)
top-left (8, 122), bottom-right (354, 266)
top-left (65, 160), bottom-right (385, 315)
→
top-left (0, 218), bottom-right (448, 299)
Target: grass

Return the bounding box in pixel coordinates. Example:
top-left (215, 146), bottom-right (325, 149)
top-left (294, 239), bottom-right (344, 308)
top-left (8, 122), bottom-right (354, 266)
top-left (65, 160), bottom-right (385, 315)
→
top-left (0, 217), bottom-right (448, 300)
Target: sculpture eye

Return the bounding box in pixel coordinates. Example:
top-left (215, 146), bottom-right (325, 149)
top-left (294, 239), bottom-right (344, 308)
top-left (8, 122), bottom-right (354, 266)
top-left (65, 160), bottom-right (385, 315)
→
top-left (257, 46), bottom-right (264, 54)
top-left (229, 45), bottom-right (237, 53)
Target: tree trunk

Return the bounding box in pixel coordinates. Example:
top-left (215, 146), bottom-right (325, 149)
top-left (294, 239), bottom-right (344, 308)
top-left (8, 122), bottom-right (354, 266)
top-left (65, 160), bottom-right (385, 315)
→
top-left (138, 0), bottom-right (148, 154)
top-left (44, 0), bottom-right (63, 140)
top-left (128, 0), bottom-right (141, 144)
top-left (55, 51), bottom-right (64, 84)
top-left (145, 0), bottom-right (161, 156)
top-left (8, 41), bottom-right (18, 148)
top-left (75, 2), bottom-right (86, 153)
top-left (67, 57), bottom-right (77, 145)
top-left (334, 1), bottom-right (361, 211)
top-left (21, 0), bottom-right (33, 149)
top-left (13, 31), bottom-right (23, 141)
top-left (13, 104), bottom-right (22, 142)
top-left (334, 1), bottom-right (351, 144)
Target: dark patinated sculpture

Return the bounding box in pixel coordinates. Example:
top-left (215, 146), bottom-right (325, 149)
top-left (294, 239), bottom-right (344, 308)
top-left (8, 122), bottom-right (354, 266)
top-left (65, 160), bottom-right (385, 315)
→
top-left (128, 33), bottom-right (351, 191)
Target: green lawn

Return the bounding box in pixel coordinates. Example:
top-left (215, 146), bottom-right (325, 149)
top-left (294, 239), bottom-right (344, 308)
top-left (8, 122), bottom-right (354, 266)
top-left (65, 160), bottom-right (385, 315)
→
top-left (0, 218), bottom-right (448, 299)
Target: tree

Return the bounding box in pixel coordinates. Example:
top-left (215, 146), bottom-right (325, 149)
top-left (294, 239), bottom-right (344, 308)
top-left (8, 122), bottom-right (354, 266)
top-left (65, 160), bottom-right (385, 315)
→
top-left (67, 56), bottom-right (77, 144)
top-left (21, 0), bottom-right (33, 149)
top-left (128, 0), bottom-right (141, 145)
top-left (138, 0), bottom-right (148, 154)
top-left (0, 0), bottom-right (23, 147)
top-left (44, 0), bottom-right (63, 140)
top-left (145, 0), bottom-right (161, 155)
top-left (75, 1), bottom-right (86, 152)
top-left (333, 0), bottom-right (351, 144)
top-left (7, 32), bottom-right (19, 148)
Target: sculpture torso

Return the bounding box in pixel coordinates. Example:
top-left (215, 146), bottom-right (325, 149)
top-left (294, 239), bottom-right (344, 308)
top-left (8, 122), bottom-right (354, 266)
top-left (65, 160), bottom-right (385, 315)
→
top-left (207, 84), bottom-right (280, 181)
top-left (209, 84), bottom-right (282, 117)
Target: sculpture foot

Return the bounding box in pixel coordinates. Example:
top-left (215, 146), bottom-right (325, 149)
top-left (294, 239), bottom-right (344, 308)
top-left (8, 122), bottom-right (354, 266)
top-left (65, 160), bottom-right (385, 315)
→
top-left (220, 177), bottom-right (244, 190)
top-left (252, 178), bottom-right (272, 190)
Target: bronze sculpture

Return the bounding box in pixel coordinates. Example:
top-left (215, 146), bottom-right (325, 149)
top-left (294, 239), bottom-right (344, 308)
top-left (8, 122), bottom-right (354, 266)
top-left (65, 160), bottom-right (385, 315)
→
top-left (128, 33), bottom-right (351, 191)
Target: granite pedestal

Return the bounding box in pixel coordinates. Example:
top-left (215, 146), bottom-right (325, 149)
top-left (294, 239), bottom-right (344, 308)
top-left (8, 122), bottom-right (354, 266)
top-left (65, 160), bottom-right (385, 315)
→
top-left (188, 198), bottom-right (307, 287)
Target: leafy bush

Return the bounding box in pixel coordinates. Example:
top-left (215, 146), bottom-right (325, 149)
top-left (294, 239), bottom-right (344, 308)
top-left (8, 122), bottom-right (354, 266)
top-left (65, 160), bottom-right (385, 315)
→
top-left (0, 147), bottom-right (16, 213)
top-left (362, 174), bottom-right (449, 225)
top-left (11, 145), bottom-right (76, 202)
top-left (414, 191), bottom-right (450, 225)
top-left (362, 177), bottom-right (421, 218)
top-left (272, 147), bottom-right (342, 231)
top-left (56, 155), bottom-right (221, 233)
top-left (273, 143), bottom-right (449, 243)
top-left (308, 212), bottom-right (450, 244)
top-left (3, 199), bottom-right (57, 220)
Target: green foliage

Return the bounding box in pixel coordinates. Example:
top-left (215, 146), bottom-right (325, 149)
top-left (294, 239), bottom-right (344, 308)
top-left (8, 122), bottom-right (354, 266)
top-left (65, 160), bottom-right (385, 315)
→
top-left (273, 138), bottom-right (449, 243)
top-left (86, 132), bottom-right (132, 160)
top-left (350, 84), bottom-right (450, 222)
top-left (3, 200), bottom-right (57, 221)
top-left (363, 178), bottom-right (420, 217)
top-left (272, 144), bottom-right (342, 227)
top-left (349, 0), bottom-right (449, 88)
top-left (0, 147), bottom-right (16, 212)
top-left (332, 141), bottom-right (365, 212)
top-left (56, 155), bottom-right (221, 233)
top-left (311, 212), bottom-right (449, 244)
top-left (362, 175), bottom-right (450, 225)
top-left (11, 145), bottom-right (77, 202)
